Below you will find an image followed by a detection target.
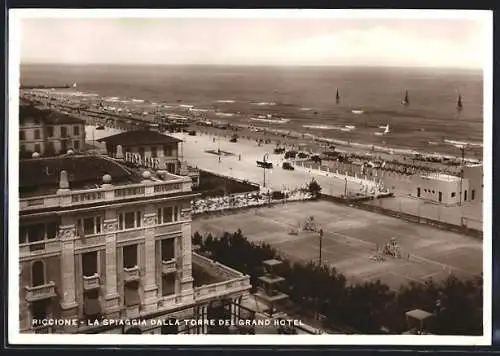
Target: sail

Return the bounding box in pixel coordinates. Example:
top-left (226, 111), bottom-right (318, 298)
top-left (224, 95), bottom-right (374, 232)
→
top-left (402, 90), bottom-right (409, 106)
top-left (457, 94), bottom-right (463, 111)
top-left (335, 88), bottom-right (340, 104)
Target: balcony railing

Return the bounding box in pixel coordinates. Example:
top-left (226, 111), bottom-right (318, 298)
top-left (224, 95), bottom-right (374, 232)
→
top-left (123, 266), bottom-right (140, 282)
top-left (83, 273), bottom-right (100, 291)
top-left (194, 276), bottom-right (250, 303)
top-left (161, 258), bottom-right (177, 275)
top-left (25, 281), bottom-right (56, 302)
top-left (20, 240), bottom-right (61, 258)
top-left (20, 178), bottom-right (192, 211)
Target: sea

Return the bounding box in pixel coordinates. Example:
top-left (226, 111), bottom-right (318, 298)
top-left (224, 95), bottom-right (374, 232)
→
top-left (20, 64), bottom-right (484, 158)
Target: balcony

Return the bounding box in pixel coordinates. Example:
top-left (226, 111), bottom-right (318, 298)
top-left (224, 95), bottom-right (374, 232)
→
top-left (83, 273), bottom-right (101, 291)
top-left (192, 253), bottom-right (251, 304)
top-left (20, 240), bottom-right (60, 258)
top-left (161, 258), bottom-right (177, 275)
top-left (123, 266), bottom-right (140, 282)
top-left (25, 282), bottom-right (56, 302)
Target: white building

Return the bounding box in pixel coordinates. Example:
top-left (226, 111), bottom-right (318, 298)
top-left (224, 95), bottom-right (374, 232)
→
top-left (412, 172), bottom-right (469, 205)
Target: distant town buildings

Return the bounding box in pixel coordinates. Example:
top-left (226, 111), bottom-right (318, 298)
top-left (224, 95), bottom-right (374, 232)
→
top-left (19, 102), bottom-right (86, 158)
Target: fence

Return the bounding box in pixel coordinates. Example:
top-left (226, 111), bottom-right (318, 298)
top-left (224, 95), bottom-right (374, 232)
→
top-left (319, 193), bottom-right (482, 239)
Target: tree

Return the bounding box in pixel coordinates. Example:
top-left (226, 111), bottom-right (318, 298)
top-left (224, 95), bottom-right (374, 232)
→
top-left (308, 179), bottom-right (322, 199)
top-left (196, 229), bottom-right (482, 335)
top-left (192, 231), bottom-right (203, 246)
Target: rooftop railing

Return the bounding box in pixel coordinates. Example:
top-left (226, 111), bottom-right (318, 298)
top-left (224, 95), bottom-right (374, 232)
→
top-left (20, 178), bottom-right (192, 211)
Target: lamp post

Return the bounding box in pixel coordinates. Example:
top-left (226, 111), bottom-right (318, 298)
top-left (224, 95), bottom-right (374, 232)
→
top-left (459, 146), bottom-right (465, 206)
top-left (262, 153), bottom-right (269, 188)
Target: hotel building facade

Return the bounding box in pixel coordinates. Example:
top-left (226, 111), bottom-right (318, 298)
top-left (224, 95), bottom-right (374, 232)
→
top-left (19, 151), bottom-right (250, 334)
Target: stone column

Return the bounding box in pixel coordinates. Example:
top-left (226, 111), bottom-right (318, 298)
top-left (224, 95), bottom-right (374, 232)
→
top-left (179, 206), bottom-right (193, 301)
top-left (142, 211), bottom-right (158, 313)
top-left (59, 225), bottom-right (78, 324)
top-left (103, 219), bottom-right (120, 318)
top-left (202, 305), bottom-right (208, 334)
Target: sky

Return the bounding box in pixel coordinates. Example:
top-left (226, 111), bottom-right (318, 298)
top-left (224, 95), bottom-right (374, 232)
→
top-left (19, 16), bottom-right (488, 68)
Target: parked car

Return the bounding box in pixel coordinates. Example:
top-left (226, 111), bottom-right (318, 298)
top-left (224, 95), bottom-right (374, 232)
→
top-left (282, 162), bottom-right (294, 170)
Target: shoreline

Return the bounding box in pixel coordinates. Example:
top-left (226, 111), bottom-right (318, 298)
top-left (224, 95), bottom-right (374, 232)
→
top-left (21, 88), bottom-right (483, 166)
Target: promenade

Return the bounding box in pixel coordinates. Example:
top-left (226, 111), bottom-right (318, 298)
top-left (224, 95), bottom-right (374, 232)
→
top-left (170, 131), bottom-right (365, 196)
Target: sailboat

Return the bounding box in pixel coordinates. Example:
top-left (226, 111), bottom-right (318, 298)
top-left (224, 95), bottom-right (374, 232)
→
top-left (374, 124), bottom-right (390, 136)
top-left (335, 88), bottom-right (340, 104)
top-left (457, 93), bottom-right (463, 111)
top-left (401, 90), bottom-right (409, 106)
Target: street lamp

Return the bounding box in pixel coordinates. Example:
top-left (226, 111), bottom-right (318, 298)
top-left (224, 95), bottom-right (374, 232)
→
top-left (459, 145), bottom-right (465, 206)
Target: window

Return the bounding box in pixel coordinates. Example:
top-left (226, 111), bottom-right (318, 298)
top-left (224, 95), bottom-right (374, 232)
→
top-left (46, 222), bottom-right (58, 239)
top-left (77, 216), bottom-right (102, 236)
top-left (162, 273), bottom-right (176, 296)
top-left (31, 300), bottom-right (49, 322)
top-left (472, 189), bottom-right (476, 200)
top-left (158, 206), bottom-right (179, 224)
top-left (161, 239), bottom-right (175, 261)
top-left (73, 125), bottom-right (80, 136)
top-left (124, 280), bottom-right (140, 306)
top-left (451, 192), bottom-right (456, 198)
top-left (34, 118), bottom-right (40, 125)
top-left (46, 126), bottom-right (54, 137)
top-left (45, 142), bottom-right (55, 155)
top-left (118, 211), bottom-right (142, 230)
top-left (20, 222), bottom-right (59, 246)
top-left (151, 146), bottom-right (158, 158)
top-left (20, 131), bottom-right (25, 141)
top-left (20, 144), bottom-right (26, 152)
top-left (163, 145), bottom-right (171, 156)
top-left (83, 290), bottom-right (101, 321)
top-left (34, 143), bottom-right (41, 153)
top-left (32, 261), bottom-right (45, 286)
top-left (123, 244), bottom-right (138, 268)
top-left (73, 140), bottom-right (80, 150)
top-left (60, 126), bottom-right (68, 138)
top-left (138, 147), bottom-right (145, 158)
top-left (34, 129), bottom-right (41, 140)
top-left (82, 251), bottom-right (98, 277)
top-left (167, 163), bottom-right (176, 174)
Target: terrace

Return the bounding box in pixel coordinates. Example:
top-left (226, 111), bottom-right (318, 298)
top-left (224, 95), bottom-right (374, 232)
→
top-left (19, 155), bottom-right (194, 212)
top-left (192, 252), bottom-right (251, 303)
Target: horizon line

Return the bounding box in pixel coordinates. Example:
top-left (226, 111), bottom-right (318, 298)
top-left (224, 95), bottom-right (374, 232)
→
top-left (20, 62), bottom-right (483, 71)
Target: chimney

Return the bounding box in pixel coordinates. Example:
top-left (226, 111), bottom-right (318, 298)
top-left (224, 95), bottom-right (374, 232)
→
top-left (58, 170), bottom-right (70, 191)
top-left (116, 145), bottom-right (124, 159)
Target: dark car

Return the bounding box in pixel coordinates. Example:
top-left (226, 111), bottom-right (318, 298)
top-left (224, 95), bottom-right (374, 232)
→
top-left (282, 162), bottom-right (294, 170)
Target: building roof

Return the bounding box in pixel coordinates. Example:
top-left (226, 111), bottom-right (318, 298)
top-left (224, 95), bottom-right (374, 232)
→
top-left (97, 130), bottom-right (182, 146)
top-left (19, 155), bottom-right (138, 196)
top-left (421, 172), bottom-right (461, 182)
top-left (405, 309), bottom-right (433, 320)
top-left (19, 104), bottom-right (85, 125)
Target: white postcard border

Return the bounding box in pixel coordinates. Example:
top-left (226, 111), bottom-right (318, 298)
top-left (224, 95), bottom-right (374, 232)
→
top-left (7, 8), bottom-right (493, 346)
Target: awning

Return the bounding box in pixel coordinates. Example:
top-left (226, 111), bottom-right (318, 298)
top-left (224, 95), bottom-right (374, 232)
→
top-left (84, 297), bottom-right (102, 316)
top-left (124, 284), bottom-right (141, 307)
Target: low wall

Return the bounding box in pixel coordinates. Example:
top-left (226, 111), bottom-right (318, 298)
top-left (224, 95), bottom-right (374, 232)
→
top-left (194, 170), bottom-right (260, 197)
